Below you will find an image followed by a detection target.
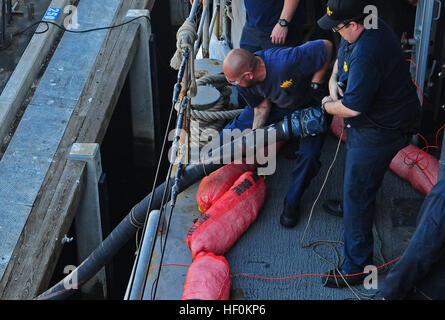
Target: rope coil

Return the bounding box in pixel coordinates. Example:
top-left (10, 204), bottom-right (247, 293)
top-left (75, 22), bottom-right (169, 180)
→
top-left (175, 72), bottom-right (243, 150)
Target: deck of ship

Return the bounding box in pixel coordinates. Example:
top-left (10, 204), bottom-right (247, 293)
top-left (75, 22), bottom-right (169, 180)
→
top-left (144, 132), bottom-right (424, 300)
top-left (0, 0), bottom-right (440, 301)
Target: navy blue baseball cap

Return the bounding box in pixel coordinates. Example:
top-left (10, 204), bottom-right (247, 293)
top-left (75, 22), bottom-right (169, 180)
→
top-left (318, 0), bottom-right (367, 30)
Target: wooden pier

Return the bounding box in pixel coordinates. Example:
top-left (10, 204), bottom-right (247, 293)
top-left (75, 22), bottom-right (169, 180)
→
top-left (0, 0), bottom-right (155, 299)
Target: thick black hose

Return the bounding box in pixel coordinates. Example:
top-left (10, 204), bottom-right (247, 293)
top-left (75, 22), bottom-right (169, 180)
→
top-left (35, 106), bottom-right (326, 300)
top-left (35, 162), bottom-right (222, 300)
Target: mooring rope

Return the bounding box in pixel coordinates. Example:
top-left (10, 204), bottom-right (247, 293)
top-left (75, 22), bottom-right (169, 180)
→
top-left (174, 73), bottom-right (243, 149)
top-left (170, 20), bottom-right (198, 97)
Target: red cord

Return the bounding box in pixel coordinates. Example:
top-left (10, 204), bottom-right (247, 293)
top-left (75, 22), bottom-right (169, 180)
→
top-left (149, 129), bottom-right (443, 282)
top-left (435, 125), bottom-right (445, 146)
top-left (412, 79), bottom-right (424, 107)
top-left (406, 58), bottom-right (423, 107)
top-left (150, 256), bottom-right (402, 280)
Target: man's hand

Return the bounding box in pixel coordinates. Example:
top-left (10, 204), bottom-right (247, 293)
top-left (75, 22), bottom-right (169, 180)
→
top-left (328, 59), bottom-right (343, 100)
top-left (320, 96), bottom-right (360, 118)
top-left (271, 23), bottom-right (288, 45)
top-left (252, 99), bottom-right (272, 130)
top-left (322, 96), bottom-right (334, 105)
top-left (189, 0), bottom-right (202, 5)
top-left (329, 78), bottom-right (344, 101)
top-left (321, 96), bottom-right (334, 114)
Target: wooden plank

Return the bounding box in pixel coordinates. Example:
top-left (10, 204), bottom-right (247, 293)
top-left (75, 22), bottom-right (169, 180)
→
top-left (77, 1), bottom-right (150, 144)
top-left (0, 0), bottom-right (76, 149)
top-left (0, 0), bottom-right (149, 299)
top-left (0, 0), bottom-right (124, 285)
top-left (77, 25), bottom-right (141, 144)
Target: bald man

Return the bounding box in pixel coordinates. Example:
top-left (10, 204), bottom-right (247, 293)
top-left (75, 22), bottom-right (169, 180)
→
top-left (221, 40), bottom-right (333, 228)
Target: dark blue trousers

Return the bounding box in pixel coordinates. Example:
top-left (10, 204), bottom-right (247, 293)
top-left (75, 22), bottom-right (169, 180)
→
top-left (381, 180), bottom-right (445, 300)
top-left (342, 126), bottom-right (410, 274)
top-left (221, 105), bottom-right (326, 209)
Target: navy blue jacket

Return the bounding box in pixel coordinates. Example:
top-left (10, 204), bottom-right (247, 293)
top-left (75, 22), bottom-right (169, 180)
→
top-left (337, 18), bottom-right (421, 132)
top-left (238, 40), bottom-right (327, 110)
top-left (381, 180), bottom-right (445, 300)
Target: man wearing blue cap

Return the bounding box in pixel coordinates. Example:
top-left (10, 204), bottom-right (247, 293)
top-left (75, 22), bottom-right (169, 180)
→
top-left (317, 0), bottom-right (421, 288)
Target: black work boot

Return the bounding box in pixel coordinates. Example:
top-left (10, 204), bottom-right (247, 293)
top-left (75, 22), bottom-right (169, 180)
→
top-left (280, 200), bottom-right (300, 228)
top-left (322, 200), bottom-right (344, 217)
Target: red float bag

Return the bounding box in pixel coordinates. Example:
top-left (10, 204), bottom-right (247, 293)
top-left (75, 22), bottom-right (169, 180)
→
top-left (390, 144), bottom-right (438, 196)
top-left (329, 116), bottom-right (347, 142)
top-left (182, 252), bottom-right (231, 300)
top-left (196, 162), bottom-right (257, 213)
top-left (187, 171), bottom-right (266, 258)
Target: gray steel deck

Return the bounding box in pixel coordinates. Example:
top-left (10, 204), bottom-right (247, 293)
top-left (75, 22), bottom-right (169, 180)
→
top-left (144, 133), bottom-right (424, 300)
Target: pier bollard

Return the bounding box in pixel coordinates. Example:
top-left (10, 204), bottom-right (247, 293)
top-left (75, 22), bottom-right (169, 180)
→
top-left (68, 143), bottom-right (108, 299)
top-left (125, 9), bottom-right (158, 168)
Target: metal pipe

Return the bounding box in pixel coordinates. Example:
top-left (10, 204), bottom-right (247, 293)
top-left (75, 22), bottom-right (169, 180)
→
top-left (413, 0), bottom-right (436, 101)
top-left (187, 0), bottom-right (200, 22)
top-left (193, 1), bottom-right (209, 56)
top-left (214, 0), bottom-right (220, 38)
top-left (220, 0), bottom-right (230, 43)
top-left (126, 210), bottom-right (161, 300)
top-left (209, 0), bottom-right (219, 39)
top-left (202, 0), bottom-right (210, 58)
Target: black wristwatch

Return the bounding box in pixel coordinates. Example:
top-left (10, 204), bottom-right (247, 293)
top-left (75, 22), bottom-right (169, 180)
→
top-left (278, 19), bottom-right (289, 27)
top-left (310, 82), bottom-right (320, 90)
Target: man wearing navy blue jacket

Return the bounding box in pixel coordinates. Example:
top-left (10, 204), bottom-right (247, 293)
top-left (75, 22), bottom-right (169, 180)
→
top-left (317, 0), bottom-right (421, 288)
top-left (240, 0), bottom-right (305, 53)
top-left (381, 180), bottom-right (445, 300)
top-left (190, 0), bottom-right (305, 52)
top-left (222, 39), bottom-right (333, 228)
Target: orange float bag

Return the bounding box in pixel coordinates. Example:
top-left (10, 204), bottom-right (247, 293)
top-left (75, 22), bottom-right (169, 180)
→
top-left (196, 162), bottom-right (257, 213)
top-left (187, 171), bottom-right (266, 258)
top-left (182, 252), bottom-right (231, 300)
top-left (390, 144), bottom-right (438, 196)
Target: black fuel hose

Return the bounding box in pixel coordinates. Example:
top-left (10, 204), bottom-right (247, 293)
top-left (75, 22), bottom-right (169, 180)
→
top-left (34, 162), bottom-right (222, 300)
top-left (35, 106), bottom-right (326, 300)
